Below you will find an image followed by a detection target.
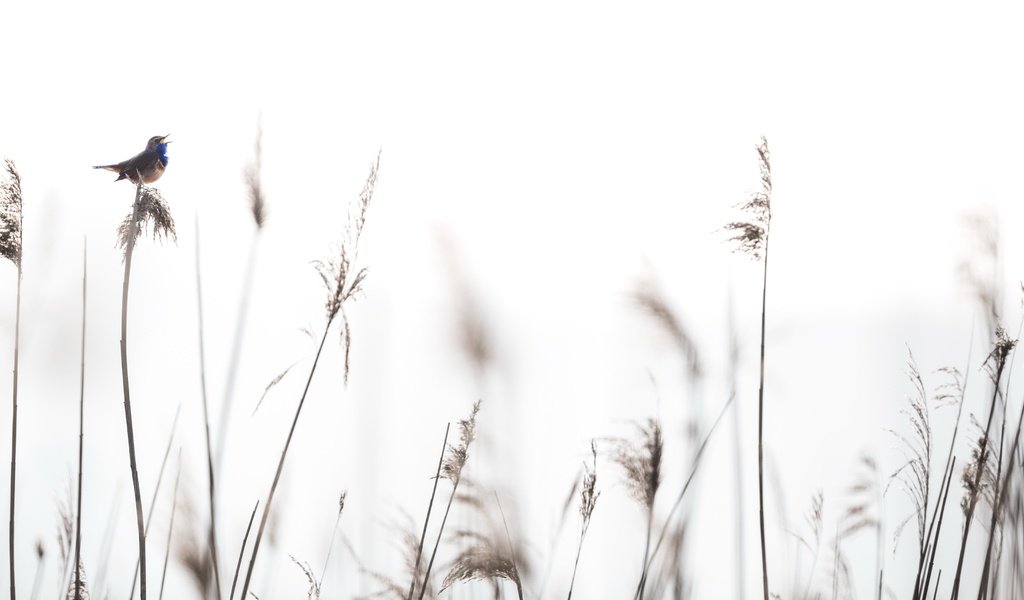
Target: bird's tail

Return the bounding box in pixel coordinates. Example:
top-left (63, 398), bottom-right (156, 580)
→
top-left (93, 164), bottom-right (119, 171)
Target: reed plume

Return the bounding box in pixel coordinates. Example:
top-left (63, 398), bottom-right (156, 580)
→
top-left (2, 158), bottom-right (23, 600)
top-left (406, 424), bottom-right (450, 600)
top-left (886, 347), bottom-right (932, 592)
top-left (841, 455), bottom-right (882, 600)
top-left (66, 561), bottom-right (89, 600)
top-left (239, 152), bottom-right (380, 600)
top-left (610, 418), bottom-right (662, 599)
top-left (951, 327), bottom-right (1015, 599)
top-left (417, 400), bottom-right (481, 600)
top-left (567, 441), bottom-right (599, 600)
top-left (724, 135), bottom-right (773, 600)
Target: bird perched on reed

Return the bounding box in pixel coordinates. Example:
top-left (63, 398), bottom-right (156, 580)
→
top-left (94, 135), bottom-right (170, 184)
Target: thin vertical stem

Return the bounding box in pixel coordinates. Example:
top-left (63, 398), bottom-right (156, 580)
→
top-left (130, 405), bottom-right (181, 600)
top-left (73, 239), bottom-right (87, 600)
top-left (418, 477), bottom-right (463, 600)
top-left (758, 241), bottom-right (771, 600)
top-left (239, 323), bottom-right (334, 600)
top-left (636, 510), bottom-right (653, 600)
top-left (158, 456), bottom-right (183, 600)
top-left (229, 501), bottom-right (259, 600)
top-left (195, 216), bottom-right (223, 600)
top-left (952, 351), bottom-right (1010, 599)
top-left (8, 251), bottom-right (21, 600)
top-left (406, 423), bottom-right (451, 600)
top-left (120, 178), bottom-right (148, 599)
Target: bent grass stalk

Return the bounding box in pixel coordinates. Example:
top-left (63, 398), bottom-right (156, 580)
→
top-left (418, 401), bottom-right (481, 600)
top-left (406, 422), bottom-right (451, 600)
top-left (239, 153), bottom-right (379, 600)
top-left (951, 329), bottom-right (1015, 599)
top-left (229, 501), bottom-right (259, 600)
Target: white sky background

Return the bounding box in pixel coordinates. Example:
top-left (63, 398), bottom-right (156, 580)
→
top-left (1, 1), bottom-right (1024, 598)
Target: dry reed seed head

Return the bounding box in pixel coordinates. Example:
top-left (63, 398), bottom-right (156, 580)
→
top-left (67, 560), bottom-right (90, 600)
top-left (117, 185), bottom-right (177, 254)
top-left (311, 152), bottom-right (380, 384)
top-left (579, 441), bottom-right (599, 526)
top-left (933, 366), bottom-right (965, 408)
top-left (958, 211), bottom-right (1002, 330)
top-left (440, 545), bottom-right (521, 593)
top-left (885, 347), bottom-right (932, 549)
top-left (841, 455), bottom-right (881, 538)
top-left (632, 280), bottom-right (702, 378)
top-left (983, 326), bottom-right (1017, 383)
top-left (289, 555), bottom-right (322, 600)
top-left (35, 539), bottom-right (45, 559)
top-left (442, 400), bottom-right (482, 483)
top-left (610, 418), bottom-right (663, 510)
top-left (245, 122), bottom-right (266, 229)
top-left (960, 415), bottom-right (1000, 515)
top-left (56, 489), bottom-right (74, 576)
top-left (338, 490), bottom-right (348, 516)
top-left (0, 158), bottom-right (24, 266)
top-left (723, 136), bottom-right (772, 260)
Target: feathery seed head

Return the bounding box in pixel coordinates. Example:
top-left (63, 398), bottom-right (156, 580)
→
top-left (314, 151), bottom-right (381, 384)
top-left (723, 136), bottom-right (772, 260)
top-left (442, 400), bottom-right (481, 483)
top-left (117, 185), bottom-right (176, 256)
top-left (610, 418), bottom-right (663, 511)
top-left (245, 121), bottom-right (267, 229)
top-left (0, 158), bottom-right (23, 266)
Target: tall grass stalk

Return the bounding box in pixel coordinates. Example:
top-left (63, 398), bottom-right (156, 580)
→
top-left (239, 153), bottom-right (379, 600)
top-left (919, 345), bottom-right (972, 600)
top-left (2, 158), bottom-right (24, 600)
top-left (195, 216), bottom-right (223, 600)
top-left (418, 401), bottom-right (481, 600)
top-left (951, 329), bottom-right (1015, 599)
top-left (978, 372), bottom-right (1024, 595)
top-left (73, 240), bottom-right (87, 600)
top-left (723, 136), bottom-right (772, 600)
top-left (635, 395), bottom-right (732, 596)
top-left (129, 405), bottom-right (181, 600)
top-left (119, 178), bottom-right (149, 599)
top-left (229, 501), bottom-right (258, 600)
top-left (406, 423), bottom-right (451, 600)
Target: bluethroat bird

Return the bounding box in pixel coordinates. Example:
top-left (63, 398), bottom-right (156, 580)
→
top-left (93, 135), bottom-right (170, 184)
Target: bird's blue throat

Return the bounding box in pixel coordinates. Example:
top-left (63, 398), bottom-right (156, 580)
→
top-left (156, 143), bottom-right (169, 166)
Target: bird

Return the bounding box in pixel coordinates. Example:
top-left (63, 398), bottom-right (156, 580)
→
top-left (93, 135), bottom-right (170, 184)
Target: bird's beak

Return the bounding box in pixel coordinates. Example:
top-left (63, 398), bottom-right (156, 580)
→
top-left (161, 135), bottom-right (171, 143)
